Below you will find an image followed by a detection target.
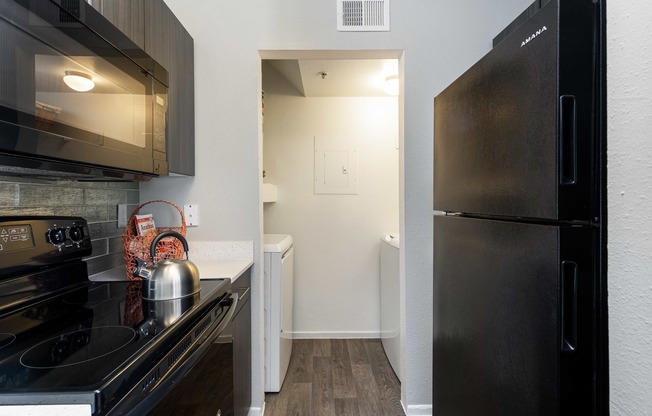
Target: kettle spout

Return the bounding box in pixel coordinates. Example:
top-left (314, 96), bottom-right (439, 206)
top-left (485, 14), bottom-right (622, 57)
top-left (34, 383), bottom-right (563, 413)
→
top-left (133, 258), bottom-right (153, 280)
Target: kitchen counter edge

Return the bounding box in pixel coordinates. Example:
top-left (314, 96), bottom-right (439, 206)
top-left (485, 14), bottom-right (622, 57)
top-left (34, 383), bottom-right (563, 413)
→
top-left (89, 259), bottom-right (253, 283)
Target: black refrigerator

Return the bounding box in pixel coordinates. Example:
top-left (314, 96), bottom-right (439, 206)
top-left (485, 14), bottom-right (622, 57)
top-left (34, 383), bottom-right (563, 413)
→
top-left (432, 0), bottom-right (607, 415)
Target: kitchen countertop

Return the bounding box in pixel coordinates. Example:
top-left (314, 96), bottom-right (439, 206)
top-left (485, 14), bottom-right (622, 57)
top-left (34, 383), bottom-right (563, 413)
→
top-left (89, 259), bottom-right (253, 283)
top-left (193, 259), bottom-right (253, 282)
top-left (89, 240), bottom-right (254, 283)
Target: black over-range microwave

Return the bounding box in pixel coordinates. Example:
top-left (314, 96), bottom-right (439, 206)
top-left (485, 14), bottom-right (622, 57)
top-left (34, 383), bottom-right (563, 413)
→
top-left (0, 0), bottom-right (168, 180)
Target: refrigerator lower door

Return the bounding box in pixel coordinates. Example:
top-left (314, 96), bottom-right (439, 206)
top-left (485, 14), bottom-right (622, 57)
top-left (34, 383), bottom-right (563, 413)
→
top-left (433, 215), bottom-right (596, 415)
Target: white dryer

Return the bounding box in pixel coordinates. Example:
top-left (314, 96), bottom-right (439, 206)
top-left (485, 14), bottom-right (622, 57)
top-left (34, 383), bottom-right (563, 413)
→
top-left (263, 234), bottom-right (294, 392)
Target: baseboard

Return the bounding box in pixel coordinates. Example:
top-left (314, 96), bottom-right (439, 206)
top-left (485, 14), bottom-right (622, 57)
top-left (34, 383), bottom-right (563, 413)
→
top-left (405, 403), bottom-right (432, 415)
top-left (249, 404), bottom-right (264, 416)
top-left (290, 331), bottom-right (380, 339)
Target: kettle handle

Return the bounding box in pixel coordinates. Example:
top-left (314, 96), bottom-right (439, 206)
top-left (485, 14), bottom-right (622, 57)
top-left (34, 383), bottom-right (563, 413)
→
top-left (150, 230), bottom-right (189, 259)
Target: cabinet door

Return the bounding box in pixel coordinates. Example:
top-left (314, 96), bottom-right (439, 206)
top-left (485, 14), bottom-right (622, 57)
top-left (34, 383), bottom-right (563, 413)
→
top-left (100, 0), bottom-right (145, 49)
top-left (87, 0), bottom-right (102, 13)
top-left (89, 0), bottom-right (145, 49)
top-left (145, 0), bottom-right (195, 175)
top-left (231, 269), bottom-right (251, 416)
top-left (144, 0), bottom-right (172, 68)
top-left (167, 18), bottom-right (195, 175)
top-left (233, 289), bottom-right (251, 416)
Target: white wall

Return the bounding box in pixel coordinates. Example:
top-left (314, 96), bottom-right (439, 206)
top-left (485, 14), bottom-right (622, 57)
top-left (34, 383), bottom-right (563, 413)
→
top-left (607, 0), bottom-right (652, 413)
top-left (262, 62), bottom-right (399, 337)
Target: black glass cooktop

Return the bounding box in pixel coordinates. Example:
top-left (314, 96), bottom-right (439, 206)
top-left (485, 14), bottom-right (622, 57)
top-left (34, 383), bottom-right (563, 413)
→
top-left (0, 278), bottom-right (228, 394)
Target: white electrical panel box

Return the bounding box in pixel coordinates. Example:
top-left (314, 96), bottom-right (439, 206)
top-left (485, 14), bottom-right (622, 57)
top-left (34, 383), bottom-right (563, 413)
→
top-left (314, 136), bottom-right (358, 195)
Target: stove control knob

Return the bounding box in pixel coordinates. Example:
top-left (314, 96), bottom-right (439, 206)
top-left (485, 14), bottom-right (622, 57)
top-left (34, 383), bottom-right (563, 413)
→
top-left (47, 228), bottom-right (65, 245)
top-left (69, 226), bottom-right (84, 242)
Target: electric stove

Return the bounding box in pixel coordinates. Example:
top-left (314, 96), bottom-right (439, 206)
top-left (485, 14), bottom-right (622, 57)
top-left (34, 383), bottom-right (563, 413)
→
top-left (0, 217), bottom-right (233, 415)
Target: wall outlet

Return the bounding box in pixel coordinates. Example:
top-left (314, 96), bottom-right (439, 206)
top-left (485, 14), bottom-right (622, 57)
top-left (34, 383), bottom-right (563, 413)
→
top-left (117, 204), bottom-right (128, 228)
top-left (184, 204), bottom-right (199, 227)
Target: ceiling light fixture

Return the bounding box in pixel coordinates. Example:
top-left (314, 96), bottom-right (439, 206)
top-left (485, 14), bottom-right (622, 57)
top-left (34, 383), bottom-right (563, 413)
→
top-left (63, 70), bottom-right (95, 92)
top-left (384, 75), bottom-right (399, 96)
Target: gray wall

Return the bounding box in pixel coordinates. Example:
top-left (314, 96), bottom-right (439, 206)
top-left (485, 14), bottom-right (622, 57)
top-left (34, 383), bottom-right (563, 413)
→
top-left (142, 0), bottom-right (534, 413)
top-left (607, 0), bottom-right (652, 413)
top-left (0, 174), bottom-right (139, 275)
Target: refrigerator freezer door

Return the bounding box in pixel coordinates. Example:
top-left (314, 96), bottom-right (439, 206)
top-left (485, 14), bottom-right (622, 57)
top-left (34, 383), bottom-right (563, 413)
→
top-left (433, 0), bottom-right (597, 221)
top-left (433, 215), bottom-right (596, 415)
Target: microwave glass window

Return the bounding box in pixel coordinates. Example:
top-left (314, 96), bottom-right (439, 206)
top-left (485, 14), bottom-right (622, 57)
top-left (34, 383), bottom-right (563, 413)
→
top-left (1, 4), bottom-right (150, 149)
top-left (33, 54), bottom-right (148, 148)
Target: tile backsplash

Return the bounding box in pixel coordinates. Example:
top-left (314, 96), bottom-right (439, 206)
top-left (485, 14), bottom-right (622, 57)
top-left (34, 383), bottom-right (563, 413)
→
top-left (0, 174), bottom-right (139, 275)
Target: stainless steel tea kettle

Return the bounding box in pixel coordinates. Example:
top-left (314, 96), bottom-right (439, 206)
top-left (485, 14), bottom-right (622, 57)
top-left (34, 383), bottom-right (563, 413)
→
top-left (133, 231), bottom-right (200, 300)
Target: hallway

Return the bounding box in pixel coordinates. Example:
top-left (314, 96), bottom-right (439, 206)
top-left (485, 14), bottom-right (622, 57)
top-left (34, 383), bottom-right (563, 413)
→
top-left (264, 339), bottom-right (404, 415)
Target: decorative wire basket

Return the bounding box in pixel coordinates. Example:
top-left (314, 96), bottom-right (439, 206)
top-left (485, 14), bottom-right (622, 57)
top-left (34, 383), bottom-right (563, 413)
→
top-left (122, 200), bottom-right (187, 280)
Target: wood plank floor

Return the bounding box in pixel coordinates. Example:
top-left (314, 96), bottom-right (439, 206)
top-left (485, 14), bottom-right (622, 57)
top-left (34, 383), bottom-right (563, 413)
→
top-left (264, 339), bottom-right (405, 416)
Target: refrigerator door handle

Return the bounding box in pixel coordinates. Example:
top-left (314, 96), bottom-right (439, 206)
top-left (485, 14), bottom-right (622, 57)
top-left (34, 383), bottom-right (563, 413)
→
top-left (561, 260), bottom-right (578, 352)
top-left (559, 95), bottom-right (577, 185)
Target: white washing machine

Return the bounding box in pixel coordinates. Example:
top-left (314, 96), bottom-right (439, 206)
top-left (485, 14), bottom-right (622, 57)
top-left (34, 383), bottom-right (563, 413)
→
top-left (263, 234), bottom-right (294, 392)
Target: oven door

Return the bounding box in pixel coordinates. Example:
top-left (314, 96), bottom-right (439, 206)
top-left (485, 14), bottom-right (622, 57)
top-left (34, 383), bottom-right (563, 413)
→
top-left (107, 292), bottom-right (239, 416)
top-left (146, 333), bottom-right (235, 416)
top-left (0, 0), bottom-right (168, 179)
top-left (146, 285), bottom-right (251, 416)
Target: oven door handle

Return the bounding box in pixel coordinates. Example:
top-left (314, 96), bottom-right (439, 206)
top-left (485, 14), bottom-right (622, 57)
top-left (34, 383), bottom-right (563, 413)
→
top-left (148, 292), bottom-right (239, 393)
top-left (208, 291), bottom-right (239, 340)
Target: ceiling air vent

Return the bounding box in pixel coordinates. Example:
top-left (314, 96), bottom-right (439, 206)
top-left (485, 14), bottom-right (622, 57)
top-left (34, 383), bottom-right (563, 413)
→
top-left (337, 0), bottom-right (390, 32)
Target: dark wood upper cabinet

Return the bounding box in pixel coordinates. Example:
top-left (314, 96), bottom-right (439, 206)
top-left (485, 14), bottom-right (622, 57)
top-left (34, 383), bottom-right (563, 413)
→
top-left (89, 0), bottom-right (145, 49)
top-left (145, 1), bottom-right (195, 176)
top-left (143, 0), bottom-right (172, 68)
top-left (92, 0), bottom-right (195, 176)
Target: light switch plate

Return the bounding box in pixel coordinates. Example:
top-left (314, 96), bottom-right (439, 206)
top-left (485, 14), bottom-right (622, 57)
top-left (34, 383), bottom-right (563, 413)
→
top-left (184, 204), bottom-right (199, 227)
top-left (117, 204), bottom-right (128, 228)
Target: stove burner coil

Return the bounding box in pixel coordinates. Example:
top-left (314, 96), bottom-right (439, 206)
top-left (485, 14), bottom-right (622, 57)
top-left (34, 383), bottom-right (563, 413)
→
top-left (0, 333), bottom-right (16, 351)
